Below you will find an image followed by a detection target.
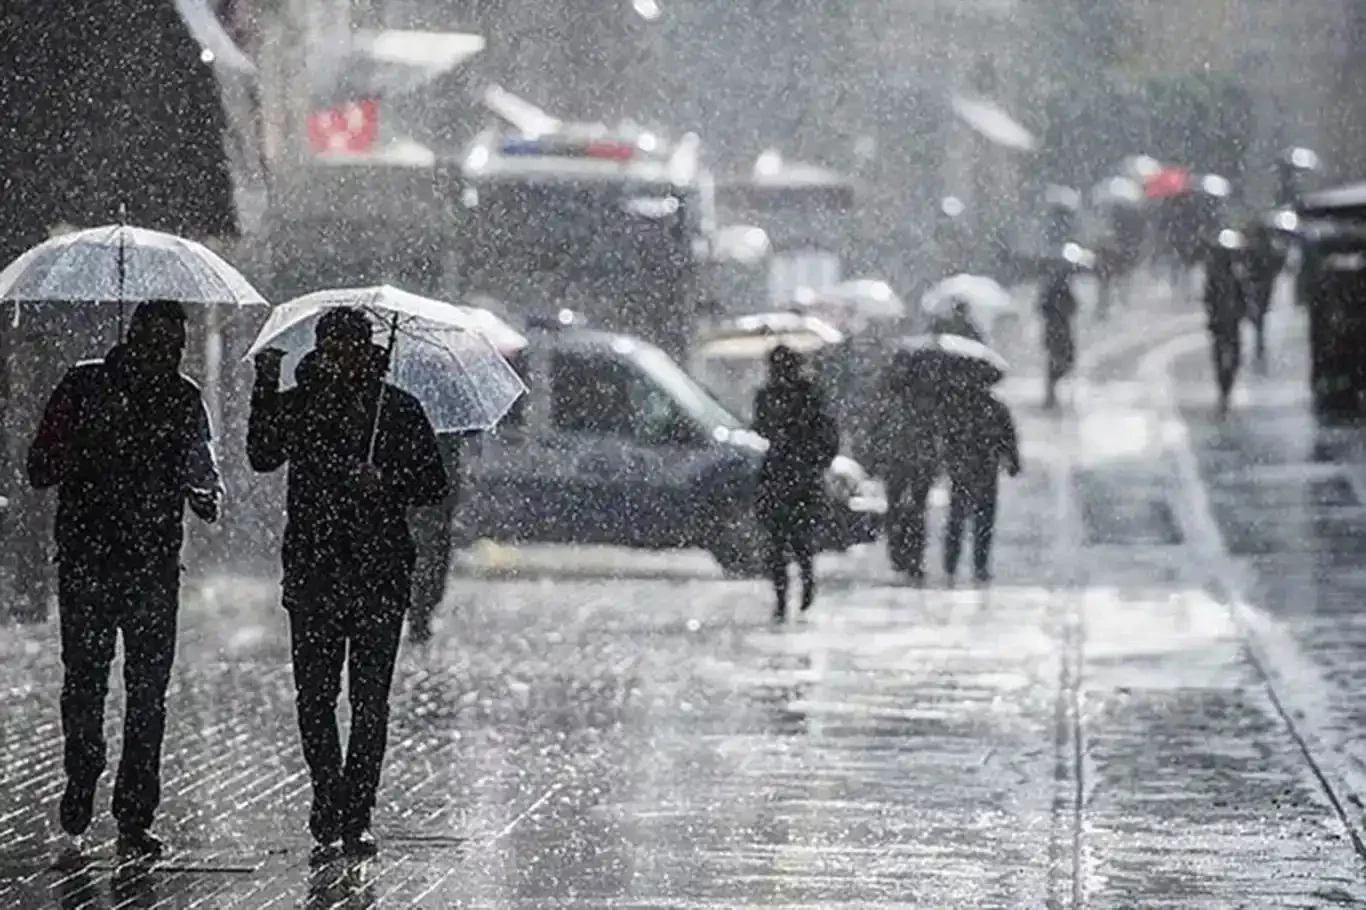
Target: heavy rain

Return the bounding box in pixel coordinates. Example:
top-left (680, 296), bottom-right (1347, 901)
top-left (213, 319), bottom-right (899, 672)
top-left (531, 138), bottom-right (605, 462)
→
top-left (3, 0), bottom-right (1366, 906)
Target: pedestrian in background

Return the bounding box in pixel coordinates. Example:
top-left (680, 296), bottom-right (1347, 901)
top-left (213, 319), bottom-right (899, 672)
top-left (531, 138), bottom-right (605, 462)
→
top-left (752, 345), bottom-right (839, 621)
top-left (1203, 232), bottom-right (1249, 414)
top-left (869, 349), bottom-right (943, 582)
top-left (27, 300), bottom-right (222, 860)
top-left (1038, 269), bottom-right (1079, 409)
top-left (941, 384), bottom-right (1021, 583)
top-left (248, 307), bottom-right (447, 863)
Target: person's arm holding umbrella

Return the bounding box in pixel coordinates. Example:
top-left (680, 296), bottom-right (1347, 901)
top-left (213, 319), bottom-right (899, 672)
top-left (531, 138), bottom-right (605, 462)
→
top-left (247, 347), bottom-right (292, 472)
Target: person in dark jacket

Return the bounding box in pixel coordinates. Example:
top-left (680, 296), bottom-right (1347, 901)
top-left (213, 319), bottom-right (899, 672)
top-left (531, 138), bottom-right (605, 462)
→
top-left (1038, 270), bottom-right (1078, 409)
top-left (869, 350), bottom-right (942, 581)
top-left (27, 299), bottom-right (222, 859)
top-left (248, 308), bottom-right (447, 862)
top-left (941, 385), bottom-right (1021, 582)
top-left (1203, 234), bottom-right (1249, 414)
top-left (751, 346), bottom-right (838, 621)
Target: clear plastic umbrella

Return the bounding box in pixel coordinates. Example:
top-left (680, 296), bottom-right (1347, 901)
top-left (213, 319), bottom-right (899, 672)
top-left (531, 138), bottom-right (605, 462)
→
top-left (246, 285), bottom-right (527, 433)
top-left (0, 222), bottom-right (266, 307)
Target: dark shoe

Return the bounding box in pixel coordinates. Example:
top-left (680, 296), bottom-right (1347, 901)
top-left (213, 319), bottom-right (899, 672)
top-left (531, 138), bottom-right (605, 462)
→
top-left (342, 829), bottom-right (378, 858)
top-left (115, 828), bottom-right (165, 861)
top-left (974, 567), bottom-right (992, 583)
top-left (59, 779), bottom-right (96, 836)
top-left (309, 839), bottom-right (344, 866)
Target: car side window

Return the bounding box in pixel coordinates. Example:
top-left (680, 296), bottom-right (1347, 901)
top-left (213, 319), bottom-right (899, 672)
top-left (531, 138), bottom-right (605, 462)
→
top-left (627, 375), bottom-right (683, 446)
top-left (550, 353), bottom-right (634, 436)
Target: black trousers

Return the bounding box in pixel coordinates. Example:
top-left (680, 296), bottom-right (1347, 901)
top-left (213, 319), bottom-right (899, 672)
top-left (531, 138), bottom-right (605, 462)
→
top-left (286, 569), bottom-right (407, 839)
top-left (885, 471), bottom-right (935, 574)
top-left (57, 559), bottom-right (180, 832)
top-left (945, 474), bottom-right (998, 576)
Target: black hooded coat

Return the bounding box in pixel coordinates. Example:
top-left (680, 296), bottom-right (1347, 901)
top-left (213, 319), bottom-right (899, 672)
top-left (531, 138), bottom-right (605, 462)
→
top-left (247, 348), bottom-right (448, 604)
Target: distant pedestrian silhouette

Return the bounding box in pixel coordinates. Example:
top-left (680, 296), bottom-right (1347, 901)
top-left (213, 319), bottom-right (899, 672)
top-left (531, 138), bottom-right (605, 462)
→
top-left (869, 349), bottom-right (943, 581)
top-left (940, 385), bottom-right (1020, 582)
top-left (27, 300), bottom-right (222, 860)
top-left (248, 307), bottom-right (447, 863)
top-left (751, 346), bottom-right (839, 621)
top-left (1038, 271), bottom-right (1078, 409)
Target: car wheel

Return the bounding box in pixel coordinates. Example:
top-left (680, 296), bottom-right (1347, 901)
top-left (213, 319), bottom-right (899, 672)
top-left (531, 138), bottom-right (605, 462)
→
top-left (707, 502), bottom-right (767, 578)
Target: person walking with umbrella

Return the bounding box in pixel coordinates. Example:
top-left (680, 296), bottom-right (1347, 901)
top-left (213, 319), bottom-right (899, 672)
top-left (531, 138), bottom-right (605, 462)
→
top-left (26, 299), bottom-right (223, 859)
top-left (751, 345), bottom-right (839, 621)
top-left (941, 383), bottom-right (1021, 583)
top-left (248, 307), bottom-right (449, 862)
top-left (868, 349), bottom-right (943, 581)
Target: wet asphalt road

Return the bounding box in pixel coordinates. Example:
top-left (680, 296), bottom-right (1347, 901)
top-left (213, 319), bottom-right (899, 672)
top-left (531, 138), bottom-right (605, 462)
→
top-left (1, 281), bottom-right (1364, 907)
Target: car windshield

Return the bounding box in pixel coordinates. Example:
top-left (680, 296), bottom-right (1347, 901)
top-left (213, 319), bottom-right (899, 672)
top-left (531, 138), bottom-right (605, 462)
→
top-left (632, 344), bottom-right (746, 433)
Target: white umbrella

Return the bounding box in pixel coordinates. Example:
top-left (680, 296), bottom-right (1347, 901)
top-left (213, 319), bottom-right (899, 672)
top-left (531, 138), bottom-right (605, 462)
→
top-left (950, 96), bottom-right (1037, 152)
top-left (0, 223), bottom-right (266, 307)
top-left (920, 273), bottom-right (1014, 318)
top-left (246, 285), bottom-right (527, 434)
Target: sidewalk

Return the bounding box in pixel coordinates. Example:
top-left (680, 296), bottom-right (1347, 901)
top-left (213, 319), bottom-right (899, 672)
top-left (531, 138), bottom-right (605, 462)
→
top-left (0, 350), bottom-right (1362, 906)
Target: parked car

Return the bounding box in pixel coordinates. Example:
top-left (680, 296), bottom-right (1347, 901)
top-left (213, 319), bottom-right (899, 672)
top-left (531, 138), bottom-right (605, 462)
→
top-left (444, 316), bottom-right (883, 575)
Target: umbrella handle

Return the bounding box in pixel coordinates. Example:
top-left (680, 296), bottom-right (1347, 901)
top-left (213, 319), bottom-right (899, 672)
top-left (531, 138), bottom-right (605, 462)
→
top-left (365, 313), bottom-right (401, 465)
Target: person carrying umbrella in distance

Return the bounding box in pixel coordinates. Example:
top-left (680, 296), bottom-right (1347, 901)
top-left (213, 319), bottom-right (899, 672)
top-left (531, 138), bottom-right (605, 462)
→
top-left (246, 286), bottom-right (525, 863)
top-left (940, 382), bottom-right (1021, 583)
top-left (751, 344), bottom-right (840, 621)
top-left (26, 300), bottom-right (223, 860)
top-left (875, 333), bottom-right (1014, 583)
top-left (868, 348), bottom-right (944, 582)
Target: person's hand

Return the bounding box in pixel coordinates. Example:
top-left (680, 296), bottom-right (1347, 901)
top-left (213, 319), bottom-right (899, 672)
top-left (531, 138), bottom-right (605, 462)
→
top-left (254, 347), bottom-right (286, 381)
top-left (187, 486), bottom-right (220, 523)
top-left (1008, 460), bottom-right (1022, 478)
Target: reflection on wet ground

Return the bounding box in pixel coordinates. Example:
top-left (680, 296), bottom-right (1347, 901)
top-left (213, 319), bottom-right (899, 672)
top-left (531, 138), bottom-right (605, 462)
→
top-left (0, 368), bottom-right (1363, 906)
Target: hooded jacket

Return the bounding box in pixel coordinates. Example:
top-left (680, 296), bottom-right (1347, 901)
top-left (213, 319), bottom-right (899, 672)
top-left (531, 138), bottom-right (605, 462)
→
top-left (247, 347), bottom-right (448, 584)
top-left (27, 343), bottom-right (220, 565)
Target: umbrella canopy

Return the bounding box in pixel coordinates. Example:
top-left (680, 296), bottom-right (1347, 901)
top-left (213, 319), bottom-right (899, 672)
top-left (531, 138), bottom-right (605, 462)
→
top-left (950, 96), bottom-right (1037, 152)
top-left (898, 333), bottom-right (1008, 387)
top-left (0, 223), bottom-right (266, 305)
top-left (1144, 166), bottom-right (1191, 201)
top-left (920, 274), bottom-right (1013, 318)
top-left (246, 285), bottom-right (527, 432)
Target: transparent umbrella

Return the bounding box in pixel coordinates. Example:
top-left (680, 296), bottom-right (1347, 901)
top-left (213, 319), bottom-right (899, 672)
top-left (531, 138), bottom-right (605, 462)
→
top-left (246, 285), bottom-right (528, 434)
top-left (0, 222), bottom-right (266, 307)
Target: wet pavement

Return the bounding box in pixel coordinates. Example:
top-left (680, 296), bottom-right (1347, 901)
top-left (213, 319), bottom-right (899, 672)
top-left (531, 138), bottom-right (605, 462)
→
top-left (1162, 293), bottom-right (1366, 866)
top-left (1, 285), bottom-right (1364, 907)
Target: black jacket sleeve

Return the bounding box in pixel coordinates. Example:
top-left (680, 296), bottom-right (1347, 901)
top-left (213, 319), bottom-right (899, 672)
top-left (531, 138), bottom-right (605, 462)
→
top-left (386, 393), bottom-right (449, 508)
top-left (992, 398), bottom-right (1021, 474)
top-left (26, 367), bottom-right (84, 489)
top-left (247, 377), bottom-right (293, 473)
